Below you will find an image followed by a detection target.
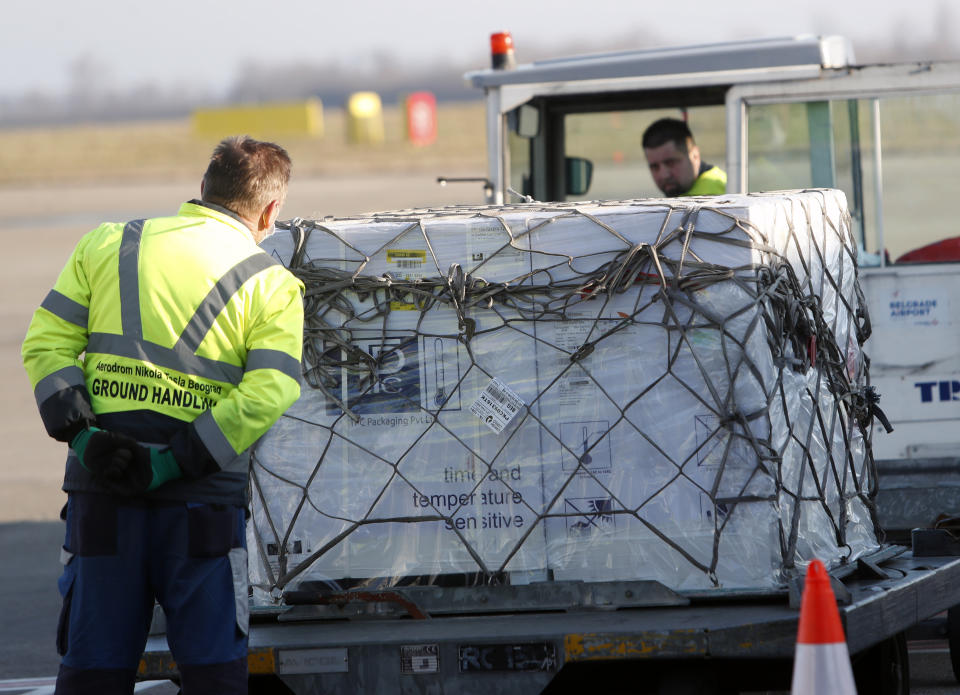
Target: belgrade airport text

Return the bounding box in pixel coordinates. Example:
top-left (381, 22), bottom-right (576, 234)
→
top-left (92, 360), bottom-right (223, 410)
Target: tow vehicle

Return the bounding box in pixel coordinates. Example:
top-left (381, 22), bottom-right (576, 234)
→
top-left (466, 32), bottom-right (960, 540)
top-left (139, 33), bottom-right (960, 694)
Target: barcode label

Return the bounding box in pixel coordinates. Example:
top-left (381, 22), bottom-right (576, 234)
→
top-left (386, 249), bottom-right (426, 283)
top-left (486, 381), bottom-right (511, 404)
top-left (470, 378), bottom-right (525, 433)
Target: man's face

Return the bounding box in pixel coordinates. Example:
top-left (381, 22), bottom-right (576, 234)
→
top-left (644, 139), bottom-right (700, 197)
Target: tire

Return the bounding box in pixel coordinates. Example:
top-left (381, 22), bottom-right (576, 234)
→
top-left (248, 674), bottom-right (295, 695)
top-left (948, 605), bottom-right (960, 683)
top-left (852, 632), bottom-right (910, 695)
top-left (657, 665), bottom-right (735, 695)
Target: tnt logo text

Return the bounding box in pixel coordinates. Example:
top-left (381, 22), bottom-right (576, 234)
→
top-left (915, 381), bottom-right (960, 402)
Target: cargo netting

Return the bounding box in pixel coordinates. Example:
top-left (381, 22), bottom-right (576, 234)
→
top-left (249, 190), bottom-right (883, 601)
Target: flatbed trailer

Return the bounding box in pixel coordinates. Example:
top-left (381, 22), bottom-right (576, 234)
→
top-left (139, 538), bottom-right (960, 694)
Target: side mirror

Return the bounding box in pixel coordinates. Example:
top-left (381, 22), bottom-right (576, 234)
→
top-left (565, 157), bottom-right (593, 197)
top-left (509, 104), bottom-right (540, 138)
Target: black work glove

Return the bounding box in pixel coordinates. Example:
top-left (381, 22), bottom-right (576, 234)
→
top-left (71, 428), bottom-right (181, 495)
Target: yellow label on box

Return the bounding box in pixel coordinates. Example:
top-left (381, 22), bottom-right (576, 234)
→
top-left (386, 250), bottom-right (427, 309)
top-left (386, 249), bottom-right (427, 265)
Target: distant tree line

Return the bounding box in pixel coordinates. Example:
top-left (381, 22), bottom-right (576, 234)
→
top-left (0, 56), bottom-right (481, 127)
top-left (1, 27), bottom-right (957, 128)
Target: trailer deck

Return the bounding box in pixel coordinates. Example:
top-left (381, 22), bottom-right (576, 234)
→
top-left (139, 543), bottom-right (960, 693)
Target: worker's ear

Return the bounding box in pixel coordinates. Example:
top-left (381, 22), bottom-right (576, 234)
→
top-left (259, 199), bottom-right (281, 232)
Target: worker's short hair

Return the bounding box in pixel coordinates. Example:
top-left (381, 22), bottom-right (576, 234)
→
top-left (202, 135), bottom-right (291, 219)
top-left (642, 118), bottom-right (695, 153)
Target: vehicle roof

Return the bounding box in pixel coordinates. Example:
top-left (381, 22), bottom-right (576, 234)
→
top-left (465, 35), bottom-right (855, 90)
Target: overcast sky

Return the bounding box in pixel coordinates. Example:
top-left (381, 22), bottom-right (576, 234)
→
top-left (1, 0), bottom-right (955, 99)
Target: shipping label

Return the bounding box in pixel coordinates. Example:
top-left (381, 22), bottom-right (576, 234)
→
top-left (471, 377), bottom-right (525, 433)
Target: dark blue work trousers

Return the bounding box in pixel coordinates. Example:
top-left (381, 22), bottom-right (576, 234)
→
top-left (55, 493), bottom-right (249, 694)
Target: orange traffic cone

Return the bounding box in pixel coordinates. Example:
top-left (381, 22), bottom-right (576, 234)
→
top-left (790, 558), bottom-right (857, 694)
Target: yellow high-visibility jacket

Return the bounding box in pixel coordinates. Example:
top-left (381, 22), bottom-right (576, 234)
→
top-left (22, 201), bottom-right (305, 503)
top-left (683, 164), bottom-right (727, 196)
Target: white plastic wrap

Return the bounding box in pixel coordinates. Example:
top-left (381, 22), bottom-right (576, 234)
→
top-left (249, 190), bottom-right (879, 601)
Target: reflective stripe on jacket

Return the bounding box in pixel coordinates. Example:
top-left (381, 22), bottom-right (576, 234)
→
top-left (683, 164), bottom-right (727, 196)
top-left (22, 201), bottom-right (304, 503)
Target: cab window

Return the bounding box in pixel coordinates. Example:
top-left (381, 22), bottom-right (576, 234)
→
top-left (747, 93), bottom-right (960, 263)
top-left (563, 106), bottom-right (726, 201)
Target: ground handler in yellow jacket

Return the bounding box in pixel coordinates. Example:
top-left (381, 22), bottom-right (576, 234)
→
top-left (22, 136), bottom-right (305, 695)
top-left (642, 117), bottom-right (727, 197)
